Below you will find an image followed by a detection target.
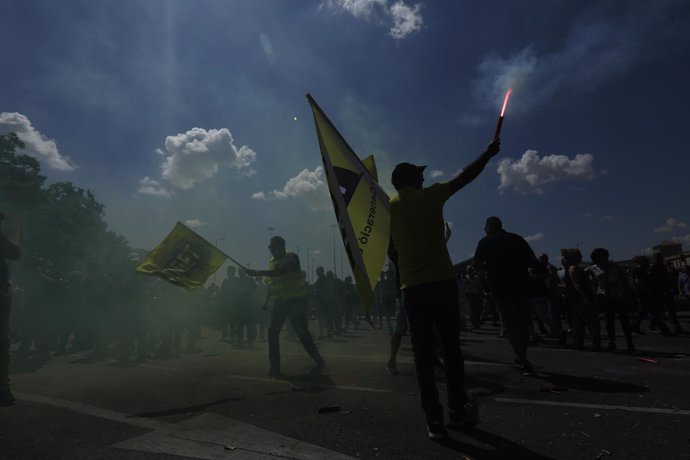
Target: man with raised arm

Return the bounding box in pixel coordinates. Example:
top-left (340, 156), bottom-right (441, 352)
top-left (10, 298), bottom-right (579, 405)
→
top-left (389, 139), bottom-right (500, 440)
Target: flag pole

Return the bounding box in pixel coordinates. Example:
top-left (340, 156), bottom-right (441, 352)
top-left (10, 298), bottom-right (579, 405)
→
top-left (177, 222), bottom-right (248, 270)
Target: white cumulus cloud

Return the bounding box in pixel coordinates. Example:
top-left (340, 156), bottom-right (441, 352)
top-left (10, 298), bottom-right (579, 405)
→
top-left (389, 1), bottom-right (423, 40)
top-left (156, 127), bottom-right (256, 190)
top-left (654, 218), bottom-right (688, 233)
top-left (497, 150), bottom-right (595, 194)
top-left (429, 169), bottom-right (444, 178)
top-left (0, 112), bottom-right (75, 171)
top-left (324, 0), bottom-right (422, 40)
top-left (326, 0), bottom-right (386, 18)
top-left (183, 219), bottom-right (206, 228)
top-left (138, 176), bottom-right (173, 198)
top-left (524, 232), bottom-right (544, 242)
top-left (251, 166), bottom-right (331, 211)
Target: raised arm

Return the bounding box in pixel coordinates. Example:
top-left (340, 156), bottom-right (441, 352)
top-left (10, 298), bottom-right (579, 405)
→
top-left (448, 139), bottom-right (501, 196)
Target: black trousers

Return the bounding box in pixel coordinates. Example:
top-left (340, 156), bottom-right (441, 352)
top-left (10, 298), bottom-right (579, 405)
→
top-left (403, 279), bottom-right (466, 422)
top-left (268, 298), bottom-right (323, 373)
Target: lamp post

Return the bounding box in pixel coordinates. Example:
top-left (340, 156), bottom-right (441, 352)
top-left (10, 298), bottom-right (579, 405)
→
top-left (213, 237), bottom-right (225, 285)
top-left (331, 223), bottom-right (338, 277)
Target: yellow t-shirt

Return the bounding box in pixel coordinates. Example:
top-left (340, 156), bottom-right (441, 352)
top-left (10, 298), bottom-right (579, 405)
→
top-left (390, 182), bottom-right (455, 289)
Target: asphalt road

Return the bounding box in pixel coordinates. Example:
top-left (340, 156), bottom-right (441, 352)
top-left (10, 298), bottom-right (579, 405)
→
top-left (2, 314), bottom-right (690, 460)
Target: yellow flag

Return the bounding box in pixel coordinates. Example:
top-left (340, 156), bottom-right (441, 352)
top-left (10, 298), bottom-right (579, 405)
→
top-left (307, 94), bottom-right (390, 315)
top-left (136, 222), bottom-right (227, 291)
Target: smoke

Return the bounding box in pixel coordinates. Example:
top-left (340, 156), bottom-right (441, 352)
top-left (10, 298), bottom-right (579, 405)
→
top-left (466, 1), bottom-right (690, 119)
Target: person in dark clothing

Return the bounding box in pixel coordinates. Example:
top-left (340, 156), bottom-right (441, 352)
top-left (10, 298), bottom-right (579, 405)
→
top-left (474, 216), bottom-right (539, 376)
top-left (587, 248), bottom-right (635, 352)
top-left (562, 249), bottom-right (601, 350)
top-left (631, 256), bottom-right (674, 336)
top-left (0, 213), bottom-right (21, 406)
top-left (389, 139), bottom-right (500, 440)
top-left (649, 253), bottom-right (684, 335)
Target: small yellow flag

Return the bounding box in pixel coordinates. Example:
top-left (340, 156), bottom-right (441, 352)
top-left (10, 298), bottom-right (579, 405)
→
top-left (136, 222), bottom-right (227, 291)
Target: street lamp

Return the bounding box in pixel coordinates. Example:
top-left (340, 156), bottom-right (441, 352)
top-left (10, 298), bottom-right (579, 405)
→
top-left (213, 237), bottom-right (225, 285)
top-left (331, 223), bottom-right (338, 277)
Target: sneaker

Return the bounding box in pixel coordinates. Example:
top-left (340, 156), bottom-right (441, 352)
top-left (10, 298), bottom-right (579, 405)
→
top-left (386, 360), bottom-right (399, 376)
top-left (448, 396), bottom-right (479, 430)
top-left (0, 390), bottom-right (16, 407)
top-left (427, 420), bottom-right (446, 440)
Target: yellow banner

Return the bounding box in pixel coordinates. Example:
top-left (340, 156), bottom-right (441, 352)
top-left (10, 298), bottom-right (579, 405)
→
top-left (307, 94), bottom-right (390, 315)
top-left (136, 222), bottom-right (226, 291)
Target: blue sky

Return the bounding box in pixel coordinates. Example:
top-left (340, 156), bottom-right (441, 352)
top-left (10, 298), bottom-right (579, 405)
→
top-left (1, 0), bottom-right (689, 277)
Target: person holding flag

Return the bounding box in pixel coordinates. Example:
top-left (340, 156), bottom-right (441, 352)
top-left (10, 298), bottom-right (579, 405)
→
top-left (389, 139), bottom-right (500, 440)
top-left (244, 236), bottom-right (325, 379)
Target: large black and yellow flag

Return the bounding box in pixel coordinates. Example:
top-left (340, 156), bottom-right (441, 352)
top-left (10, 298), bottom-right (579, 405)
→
top-left (136, 222), bottom-right (229, 291)
top-left (306, 94), bottom-right (390, 315)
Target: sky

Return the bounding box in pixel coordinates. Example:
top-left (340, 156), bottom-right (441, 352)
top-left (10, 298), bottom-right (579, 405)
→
top-left (1, 0), bottom-right (689, 279)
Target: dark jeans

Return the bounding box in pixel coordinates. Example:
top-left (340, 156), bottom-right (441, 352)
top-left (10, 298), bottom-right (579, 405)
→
top-left (403, 279), bottom-right (466, 422)
top-left (268, 298), bottom-right (323, 373)
top-left (0, 288), bottom-right (11, 391)
top-left (570, 300), bottom-right (601, 347)
top-left (604, 298), bottom-right (633, 344)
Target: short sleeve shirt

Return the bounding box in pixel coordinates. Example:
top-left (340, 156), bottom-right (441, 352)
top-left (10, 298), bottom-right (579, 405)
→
top-left (389, 182), bottom-right (455, 289)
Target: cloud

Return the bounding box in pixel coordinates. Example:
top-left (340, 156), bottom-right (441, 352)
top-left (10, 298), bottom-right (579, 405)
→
top-left (524, 232), bottom-right (544, 242)
top-left (324, 0), bottom-right (422, 40)
top-left (497, 150), bottom-right (595, 194)
top-left (251, 166), bottom-right (332, 210)
top-left (466, 1), bottom-right (690, 119)
top-left (601, 215), bottom-right (615, 220)
top-left (259, 33), bottom-right (276, 64)
top-left (671, 235), bottom-right (690, 245)
top-left (654, 218), bottom-right (688, 233)
top-left (429, 169), bottom-right (444, 178)
top-left (138, 176), bottom-right (174, 198)
top-left (389, 2), bottom-right (423, 40)
top-left (325, 0), bottom-right (386, 18)
top-left (0, 112), bottom-right (75, 171)
top-left (582, 212), bottom-right (593, 218)
top-left (183, 219), bottom-right (206, 228)
top-left (156, 127), bottom-right (256, 189)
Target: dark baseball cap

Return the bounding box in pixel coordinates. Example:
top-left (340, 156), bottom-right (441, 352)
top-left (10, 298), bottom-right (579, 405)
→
top-left (391, 162), bottom-right (426, 189)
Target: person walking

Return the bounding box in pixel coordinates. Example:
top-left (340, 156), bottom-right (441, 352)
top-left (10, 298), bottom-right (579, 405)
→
top-left (474, 217), bottom-right (540, 376)
top-left (389, 138), bottom-right (500, 440)
top-left (587, 248), bottom-right (635, 352)
top-left (245, 236), bottom-right (325, 378)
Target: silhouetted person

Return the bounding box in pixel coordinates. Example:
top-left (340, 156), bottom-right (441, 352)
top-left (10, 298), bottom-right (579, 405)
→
top-left (0, 213), bottom-right (21, 406)
top-left (587, 248), bottom-right (635, 351)
top-left (474, 216), bottom-right (539, 376)
top-left (389, 138), bottom-right (499, 440)
top-left (245, 236), bottom-right (325, 378)
top-left (562, 248), bottom-right (601, 350)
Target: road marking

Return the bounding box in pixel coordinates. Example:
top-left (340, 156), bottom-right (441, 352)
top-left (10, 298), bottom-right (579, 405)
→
top-left (15, 392), bottom-right (356, 459)
top-left (15, 391), bottom-right (167, 431)
top-left (138, 363), bottom-right (184, 372)
top-left (495, 397), bottom-right (690, 416)
top-left (226, 374), bottom-right (392, 393)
